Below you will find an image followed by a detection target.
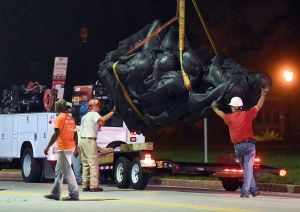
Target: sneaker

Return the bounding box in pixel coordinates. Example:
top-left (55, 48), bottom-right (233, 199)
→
top-left (240, 194), bottom-right (249, 198)
top-left (61, 196), bottom-right (79, 201)
top-left (251, 191), bottom-right (261, 197)
top-left (90, 187), bottom-right (103, 192)
top-left (82, 187), bottom-right (90, 192)
top-left (44, 194), bottom-right (60, 200)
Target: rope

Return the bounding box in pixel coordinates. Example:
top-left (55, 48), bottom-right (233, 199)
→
top-left (112, 61), bottom-right (145, 121)
top-left (191, 0), bottom-right (218, 56)
top-left (126, 16), bottom-right (178, 56)
top-left (179, 0), bottom-right (192, 91)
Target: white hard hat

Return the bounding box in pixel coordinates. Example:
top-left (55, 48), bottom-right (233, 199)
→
top-left (229, 97), bottom-right (243, 107)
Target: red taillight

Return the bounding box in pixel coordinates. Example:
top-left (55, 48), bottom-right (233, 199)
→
top-left (145, 154), bottom-right (152, 160)
top-left (130, 137), bottom-right (137, 142)
top-left (254, 157), bottom-right (261, 163)
top-left (224, 168), bottom-right (243, 173)
top-left (130, 131), bottom-right (137, 135)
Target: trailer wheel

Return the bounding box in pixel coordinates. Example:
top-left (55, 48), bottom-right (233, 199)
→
top-left (130, 158), bottom-right (149, 190)
top-left (221, 178), bottom-right (241, 191)
top-left (21, 148), bottom-right (42, 182)
top-left (114, 156), bottom-right (130, 188)
top-left (107, 141), bottom-right (126, 150)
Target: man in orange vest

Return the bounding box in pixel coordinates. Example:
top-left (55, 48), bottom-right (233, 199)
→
top-left (212, 87), bottom-right (269, 198)
top-left (44, 99), bottom-right (79, 201)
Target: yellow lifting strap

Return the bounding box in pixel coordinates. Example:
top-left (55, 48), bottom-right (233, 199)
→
top-left (179, 0), bottom-right (192, 91)
top-left (112, 61), bottom-right (145, 121)
top-left (191, 0), bottom-right (218, 56)
top-left (111, 0), bottom-right (200, 120)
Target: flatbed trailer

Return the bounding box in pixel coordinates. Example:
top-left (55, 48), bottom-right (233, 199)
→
top-left (99, 142), bottom-right (286, 191)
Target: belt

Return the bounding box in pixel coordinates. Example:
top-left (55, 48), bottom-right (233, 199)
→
top-left (81, 137), bottom-right (97, 140)
top-left (234, 138), bottom-right (256, 145)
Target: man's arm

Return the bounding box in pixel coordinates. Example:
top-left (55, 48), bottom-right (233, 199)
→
top-left (255, 87), bottom-right (269, 111)
top-left (44, 128), bottom-right (60, 155)
top-left (99, 106), bottom-right (116, 123)
top-left (73, 131), bottom-right (80, 157)
top-left (211, 101), bottom-right (224, 118)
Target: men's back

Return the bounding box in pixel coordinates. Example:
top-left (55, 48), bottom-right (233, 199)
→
top-left (55, 113), bottom-right (76, 151)
top-left (223, 107), bottom-right (258, 144)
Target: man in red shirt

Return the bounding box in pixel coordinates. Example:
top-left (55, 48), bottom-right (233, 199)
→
top-left (212, 87), bottom-right (269, 198)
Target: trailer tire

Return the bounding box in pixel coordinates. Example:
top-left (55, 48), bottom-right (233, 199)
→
top-left (107, 141), bottom-right (126, 151)
top-left (130, 157), bottom-right (149, 190)
top-left (21, 148), bottom-right (42, 183)
top-left (114, 156), bottom-right (130, 188)
top-left (221, 178), bottom-right (241, 191)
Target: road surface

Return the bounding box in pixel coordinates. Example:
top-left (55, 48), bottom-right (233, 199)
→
top-left (1, 179), bottom-right (300, 212)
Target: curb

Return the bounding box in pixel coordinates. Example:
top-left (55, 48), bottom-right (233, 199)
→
top-left (2, 171), bottom-right (300, 194)
top-left (148, 178), bottom-right (300, 194)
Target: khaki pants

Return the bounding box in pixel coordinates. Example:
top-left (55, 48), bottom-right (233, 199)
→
top-left (79, 138), bottom-right (99, 189)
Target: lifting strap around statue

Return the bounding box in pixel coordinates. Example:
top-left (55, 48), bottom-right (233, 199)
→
top-left (111, 0), bottom-right (198, 120)
top-left (178, 0), bottom-right (192, 91)
top-left (191, 0), bottom-right (218, 56)
top-left (112, 61), bottom-right (145, 121)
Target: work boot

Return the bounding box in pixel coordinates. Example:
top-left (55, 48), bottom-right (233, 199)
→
top-left (44, 194), bottom-right (60, 200)
top-left (90, 187), bottom-right (103, 192)
top-left (240, 194), bottom-right (249, 198)
top-left (251, 191), bottom-right (261, 197)
top-left (82, 187), bottom-right (90, 192)
top-left (61, 196), bottom-right (79, 201)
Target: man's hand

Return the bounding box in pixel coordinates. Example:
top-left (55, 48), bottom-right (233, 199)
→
top-left (73, 148), bottom-right (80, 158)
top-left (211, 100), bottom-right (218, 108)
top-left (261, 87), bottom-right (270, 96)
top-left (44, 147), bottom-right (49, 155)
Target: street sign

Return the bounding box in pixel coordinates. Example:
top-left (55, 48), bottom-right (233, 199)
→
top-left (52, 57), bottom-right (68, 99)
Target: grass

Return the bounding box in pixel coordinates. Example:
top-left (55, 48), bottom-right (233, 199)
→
top-left (153, 143), bottom-right (300, 185)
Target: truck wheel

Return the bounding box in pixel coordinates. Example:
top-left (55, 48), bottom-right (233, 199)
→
top-left (107, 141), bottom-right (126, 151)
top-left (221, 178), bottom-right (241, 191)
top-left (130, 157), bottom-right (149, 190)
top-left (21, 148), bottom-right (42, 183)
top-left (114, 156), bottom-right (130, 188)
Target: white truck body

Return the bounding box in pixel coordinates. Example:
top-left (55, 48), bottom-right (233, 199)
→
top-left (0, 112), bottom-right (56, 160)
top-left (0, 112), bottom-right (145, 181)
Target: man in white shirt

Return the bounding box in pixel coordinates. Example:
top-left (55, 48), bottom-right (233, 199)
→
top-left (79, 99), bottom-right (115, 192)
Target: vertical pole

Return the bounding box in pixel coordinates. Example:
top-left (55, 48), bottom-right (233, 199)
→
top-left (204, 118), bottom-right (208, 163)
top-left (287, 89), bottom-right (290, 143)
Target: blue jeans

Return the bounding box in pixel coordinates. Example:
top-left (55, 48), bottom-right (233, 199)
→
top-left (51, 151), bottom-right (79, 199)
top-left (234, 141), bottom-right (257, 195)
top-left (72, 154), bottom-right (82, 183)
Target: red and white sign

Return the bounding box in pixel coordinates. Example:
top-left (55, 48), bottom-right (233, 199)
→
top-left (52, 57), bottom-right (68, 99)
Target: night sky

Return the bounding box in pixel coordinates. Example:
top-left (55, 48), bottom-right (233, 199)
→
top-left (0, 0), bottom-right (300, 100)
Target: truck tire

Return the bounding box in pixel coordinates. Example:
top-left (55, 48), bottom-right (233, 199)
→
top-left (130, 157), bottom-right (149, 190)
top-left (221, 178), bottom-right (241, 191)
top-left (21, 148), bottom-right (42, 183)
top-left (107, 141), bottom-right (126, 150)
top-left (114, 156), bottom-right (130, 188)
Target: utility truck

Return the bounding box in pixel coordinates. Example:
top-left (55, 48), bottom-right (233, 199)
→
top-left (0, 82), bottom-right (287, 191)
top-left (0, 110), bottom-right (287, 192)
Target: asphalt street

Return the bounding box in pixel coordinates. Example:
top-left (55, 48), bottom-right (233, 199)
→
top-left (1, 179), bottom-right (300, 212)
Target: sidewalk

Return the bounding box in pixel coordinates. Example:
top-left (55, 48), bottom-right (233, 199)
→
top-left (1, 170), bottom-right (300, 193)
